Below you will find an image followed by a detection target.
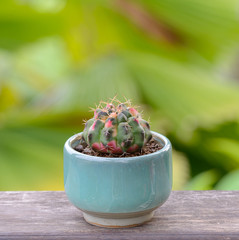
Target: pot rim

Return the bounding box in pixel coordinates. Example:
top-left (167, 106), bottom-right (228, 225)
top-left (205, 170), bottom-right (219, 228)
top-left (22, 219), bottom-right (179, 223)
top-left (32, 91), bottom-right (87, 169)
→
top-left (64, 131), bottom-right (171, 162)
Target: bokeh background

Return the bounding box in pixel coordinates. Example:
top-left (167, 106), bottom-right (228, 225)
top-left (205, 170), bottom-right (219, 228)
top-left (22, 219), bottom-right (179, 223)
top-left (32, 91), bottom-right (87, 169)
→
top-left (1, 0), bottom-right (239, 191)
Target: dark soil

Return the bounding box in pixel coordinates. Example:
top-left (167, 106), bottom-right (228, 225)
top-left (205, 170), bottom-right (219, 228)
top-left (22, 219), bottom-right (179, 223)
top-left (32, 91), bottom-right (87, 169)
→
top-left (73, 138), bottom-right (163, 158)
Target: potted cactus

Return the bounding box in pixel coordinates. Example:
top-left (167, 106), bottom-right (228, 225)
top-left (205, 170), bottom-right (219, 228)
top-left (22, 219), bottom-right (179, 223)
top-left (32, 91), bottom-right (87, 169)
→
top-left (64, 99), bottom-right (172, 228)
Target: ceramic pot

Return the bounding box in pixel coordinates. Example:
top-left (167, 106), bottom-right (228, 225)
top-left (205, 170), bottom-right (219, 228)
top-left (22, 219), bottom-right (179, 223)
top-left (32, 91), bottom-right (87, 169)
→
top-left (64, 131), bottom-right (172, 228)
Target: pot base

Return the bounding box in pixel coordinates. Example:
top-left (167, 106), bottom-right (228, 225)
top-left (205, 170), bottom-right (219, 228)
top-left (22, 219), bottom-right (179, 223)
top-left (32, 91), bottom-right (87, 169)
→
top-left (83, 211), bottom-right (154, 228)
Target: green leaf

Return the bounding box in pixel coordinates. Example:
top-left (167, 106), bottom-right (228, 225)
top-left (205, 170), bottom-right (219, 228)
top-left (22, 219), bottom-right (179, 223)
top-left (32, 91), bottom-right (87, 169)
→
top-left (126, 52), bottom-right (239, 134)
top-left (0, 1), bottom-right (64, 50)
top-left (215, 170), bottom-right (239, 190)
top-left (137, 0), bottom-right (239, 60)
top-left (172, 150), bottom-right (190, 190)
top-left (0, 126), bottom-right (73, 190)
top-left (184, 170), bottom-right (220, 190)
top-left (205, 138), bottom-right (239, 169)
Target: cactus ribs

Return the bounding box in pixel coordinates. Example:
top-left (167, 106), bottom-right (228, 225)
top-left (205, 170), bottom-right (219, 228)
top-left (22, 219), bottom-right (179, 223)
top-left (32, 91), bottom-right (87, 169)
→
top-left (74, 99), bottom-right (163, 157)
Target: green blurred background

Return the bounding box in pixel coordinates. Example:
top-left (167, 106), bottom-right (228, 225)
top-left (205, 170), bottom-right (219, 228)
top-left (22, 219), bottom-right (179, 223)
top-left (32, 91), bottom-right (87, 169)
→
top-left (0, 0), bottom-right (239, 191)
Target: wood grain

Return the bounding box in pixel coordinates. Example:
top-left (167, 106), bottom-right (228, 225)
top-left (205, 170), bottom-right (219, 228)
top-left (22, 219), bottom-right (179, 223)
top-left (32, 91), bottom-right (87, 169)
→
top-left (0, 191), bottom-right (238, 239)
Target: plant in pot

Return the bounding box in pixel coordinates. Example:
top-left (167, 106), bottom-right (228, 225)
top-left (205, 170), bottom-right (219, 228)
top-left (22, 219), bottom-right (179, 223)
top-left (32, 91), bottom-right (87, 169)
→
top-left (64, 99), bottom-right (172, 228)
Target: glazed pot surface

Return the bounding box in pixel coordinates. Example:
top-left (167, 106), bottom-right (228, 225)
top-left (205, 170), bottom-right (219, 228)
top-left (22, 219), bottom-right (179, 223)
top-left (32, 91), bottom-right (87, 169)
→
top-left (64, 131), bottom-right (172, 216)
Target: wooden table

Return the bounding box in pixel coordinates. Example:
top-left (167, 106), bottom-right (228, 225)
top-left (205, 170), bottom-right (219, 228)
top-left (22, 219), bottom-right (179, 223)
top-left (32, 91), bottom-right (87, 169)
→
top-left (0, 191), bottom-right (238, 239)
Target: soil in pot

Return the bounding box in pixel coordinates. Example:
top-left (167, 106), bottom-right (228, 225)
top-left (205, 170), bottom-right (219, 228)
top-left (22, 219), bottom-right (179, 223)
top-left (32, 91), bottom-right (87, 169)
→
top-left (74, 137), bottom-right (163, 158)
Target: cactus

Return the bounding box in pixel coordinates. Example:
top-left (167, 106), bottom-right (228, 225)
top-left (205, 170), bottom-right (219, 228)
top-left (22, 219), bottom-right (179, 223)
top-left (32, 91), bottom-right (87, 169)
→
top-left (82, 100), bottom-right (152, 154)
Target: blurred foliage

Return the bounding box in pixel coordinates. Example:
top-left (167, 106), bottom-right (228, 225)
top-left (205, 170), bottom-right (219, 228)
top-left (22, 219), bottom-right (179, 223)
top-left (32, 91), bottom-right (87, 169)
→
top-left (0, 0), bottom-right (239, 190)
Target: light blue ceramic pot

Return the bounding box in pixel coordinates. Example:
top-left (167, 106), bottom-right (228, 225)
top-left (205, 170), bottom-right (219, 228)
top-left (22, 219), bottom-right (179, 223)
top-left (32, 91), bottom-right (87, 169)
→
top-left (64, 131), bottom-right (172, 227)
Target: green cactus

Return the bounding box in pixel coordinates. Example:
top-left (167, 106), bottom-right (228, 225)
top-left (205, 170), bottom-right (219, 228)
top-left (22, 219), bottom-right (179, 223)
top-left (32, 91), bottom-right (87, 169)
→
top-left (82, 101), bottom-right (152, 154)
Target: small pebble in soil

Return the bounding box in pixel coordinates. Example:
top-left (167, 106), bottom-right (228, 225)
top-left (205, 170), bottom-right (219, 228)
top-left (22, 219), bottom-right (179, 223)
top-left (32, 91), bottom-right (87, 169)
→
top-left (75, 145), bottom-right (84, 152)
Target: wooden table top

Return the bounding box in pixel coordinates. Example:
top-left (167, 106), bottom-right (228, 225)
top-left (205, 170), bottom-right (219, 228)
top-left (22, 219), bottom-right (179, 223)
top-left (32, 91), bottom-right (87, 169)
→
top-left (0, 191), bottom-right (238, 239)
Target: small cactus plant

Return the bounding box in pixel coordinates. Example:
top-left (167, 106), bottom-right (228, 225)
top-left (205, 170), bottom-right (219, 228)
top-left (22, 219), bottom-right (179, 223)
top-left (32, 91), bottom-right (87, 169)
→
top-left (82, 99), bottom-right (152, 154)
